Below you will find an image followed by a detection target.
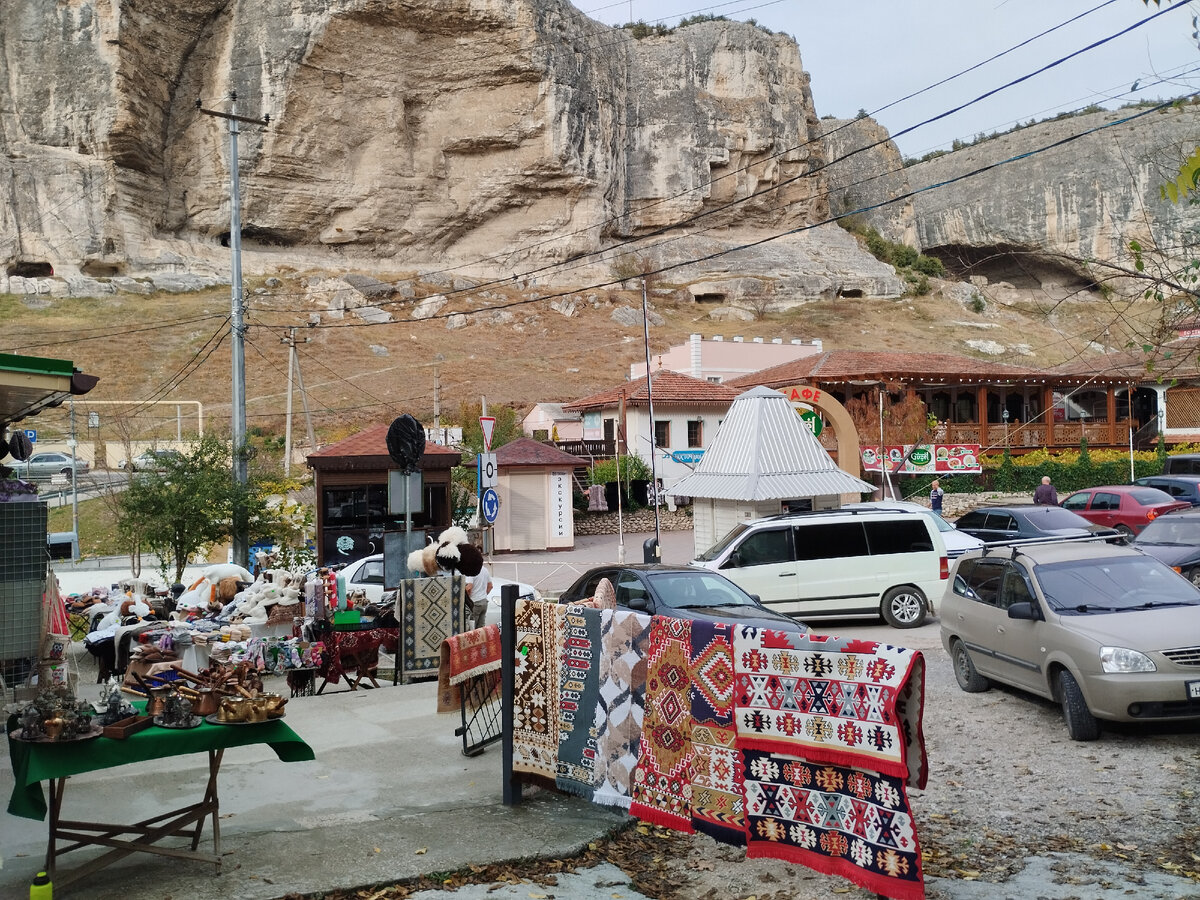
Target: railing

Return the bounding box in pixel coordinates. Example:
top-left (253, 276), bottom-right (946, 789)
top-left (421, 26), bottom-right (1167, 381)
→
top-left (551, 439), bottom-right (616, 458)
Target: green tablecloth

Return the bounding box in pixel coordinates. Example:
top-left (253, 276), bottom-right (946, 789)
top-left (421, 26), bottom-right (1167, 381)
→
top-left (6, 704), bottom-right (315, 820)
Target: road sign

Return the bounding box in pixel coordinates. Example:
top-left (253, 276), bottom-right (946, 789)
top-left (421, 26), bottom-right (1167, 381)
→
top-left (482, 487), bottom-right (500, 524)
top-left (478, 452), bottom-right (498, 488)
top-left (23, 429), bottom-right (36, 442)
top-left (479, 416), bottom-right (496, 451)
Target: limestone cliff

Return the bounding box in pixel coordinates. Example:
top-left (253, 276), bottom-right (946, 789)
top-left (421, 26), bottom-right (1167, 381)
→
top-left (3, 0), bottom-right (886, 303)
top-left (822, 105), bottom-right (1200, 293)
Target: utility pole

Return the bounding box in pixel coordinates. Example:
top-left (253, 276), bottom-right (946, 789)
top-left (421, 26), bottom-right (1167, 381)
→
top-left (69, 399), bottom-right (79, 562)
top-left (641, 280), bottom-right (661, 560)
top-left (198, 92), bottom-right (269, 567)
top-left (280, 327), bottom-right (311, 476)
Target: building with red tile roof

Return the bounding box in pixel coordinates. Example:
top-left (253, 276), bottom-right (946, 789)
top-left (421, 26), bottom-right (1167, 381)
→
top-left (307, 423), bottom-right (462, 565)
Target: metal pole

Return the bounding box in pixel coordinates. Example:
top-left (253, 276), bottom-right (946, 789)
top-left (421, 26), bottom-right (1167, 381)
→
top-left (293, 338), bottom-right (316, 450)
top-left (641, 280), bottom-right (661, 556)
top-left (1129, 424), bottom-right (1135, 483)
top-left (228, 91), bottom-right (248, 567)
top-left (69, 399), bottom-right (79, 562)
top-left (283, 328), bottom-right (296, 476)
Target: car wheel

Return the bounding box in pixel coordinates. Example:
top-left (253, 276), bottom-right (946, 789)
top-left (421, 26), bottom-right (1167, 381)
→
top-left (59, 467), bottom-right (72, 477)
top-left (1188, 568), bottom-right (1200, 588)
top-left (880, 585), bottom-right (927, 628)
top-left (1114, 524), bottom-right (1134, 543)
top-left (1058, 669), bottom-right (1100, 742)
top-left (951, 640), bottom-right (990, 692)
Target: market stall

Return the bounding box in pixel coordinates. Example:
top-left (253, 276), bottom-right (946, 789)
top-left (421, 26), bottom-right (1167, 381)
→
top-left (7, 698), bottom-right (313, 891)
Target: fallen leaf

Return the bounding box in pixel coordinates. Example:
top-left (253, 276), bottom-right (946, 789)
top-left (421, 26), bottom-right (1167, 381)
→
top-left (415, 847), bottom-right (427, 855)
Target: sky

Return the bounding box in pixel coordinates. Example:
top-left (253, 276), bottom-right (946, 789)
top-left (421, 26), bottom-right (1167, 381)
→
top-left (581, 0), bottom-right (1200, 158)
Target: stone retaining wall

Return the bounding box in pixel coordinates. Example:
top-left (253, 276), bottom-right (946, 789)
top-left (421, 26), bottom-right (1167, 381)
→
top-left (573, 508), bottom-right (694, 535)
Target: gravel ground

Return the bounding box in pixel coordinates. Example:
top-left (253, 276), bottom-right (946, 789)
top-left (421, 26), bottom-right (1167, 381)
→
top-left (610, 631), bottom-right (1200, 900)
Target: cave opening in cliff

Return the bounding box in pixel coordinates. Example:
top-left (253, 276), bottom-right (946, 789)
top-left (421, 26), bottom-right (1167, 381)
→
top-left (6, 261), bottom-right (54, 278)
top-left (81, 261), bottom-right (124, 277)
top-left (219, 226), bottom-right (297, 249)
top-left (926, 243), bottom-right (1094, 292)
top-left (693, 292), bottom-right (725, 304)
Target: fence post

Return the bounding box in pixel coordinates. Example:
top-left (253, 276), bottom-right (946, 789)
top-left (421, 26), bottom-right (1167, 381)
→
top-left (501, 583), bottom-right (520, 806)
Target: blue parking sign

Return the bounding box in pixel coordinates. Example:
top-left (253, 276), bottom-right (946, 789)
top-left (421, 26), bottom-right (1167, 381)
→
top-left (24, 429), bottom-right (36, 442)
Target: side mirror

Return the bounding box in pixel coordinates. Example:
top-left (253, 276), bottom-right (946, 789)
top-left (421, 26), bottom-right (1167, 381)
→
top-left (1007, 601), bottom-right (1040, 621)
top-left (726, 551), bottom-right (741, 569)
top-left (627, 595), bottom-right (650, 612)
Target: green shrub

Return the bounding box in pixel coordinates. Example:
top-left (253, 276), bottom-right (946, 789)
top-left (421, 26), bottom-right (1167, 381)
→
top-left (588, 455), bottom-right (651, 486)
top-left (891, 245), bottom-right (919, 268)
top-left (912, 254), bottom-right (945, 277)
top-left (968, 293), bottom-right (986, 314)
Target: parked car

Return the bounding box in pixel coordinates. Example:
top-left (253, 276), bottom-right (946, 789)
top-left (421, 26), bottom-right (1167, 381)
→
top-left (941, 541), bottom-right (1200, 740)
top-left (337, 552), bottom-right (537, 626)
top-left (954, 504), bottom-right (1120, 544)
top-left (691, 507), bottom-right (948, 628)
top-left (557, 564), bottom-right (807, 633)
top-left (1130, 509), bottom-right (1200, 585)
top-left (846, 499), bottom-right (985, 558)
top-left (1132, 475), bottom-right (1200, 507)
top-left (15, 451), bottom-right (89, 480)
top-left (1162, 453), bottom-right (1200, 475)
top-left (118, 448), bottom-right (183, 472)
top-left (1060, 485), bottom-right (1190, 539)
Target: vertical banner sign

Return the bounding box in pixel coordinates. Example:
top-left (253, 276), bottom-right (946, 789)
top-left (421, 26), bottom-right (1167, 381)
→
top-left (480, 416), bottom-right (496, 452)
top-left (550, 471), bottom-right (570, 539)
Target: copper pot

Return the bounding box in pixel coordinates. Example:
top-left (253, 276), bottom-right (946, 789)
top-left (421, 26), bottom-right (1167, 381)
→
top-left (146, 686), bottom-right (173, 717)
top-left (191, 688), bottom-right (219, 717)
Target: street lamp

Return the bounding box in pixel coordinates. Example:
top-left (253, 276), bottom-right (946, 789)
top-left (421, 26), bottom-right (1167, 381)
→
top-left (1002, 408), bottom-right (1010, 450)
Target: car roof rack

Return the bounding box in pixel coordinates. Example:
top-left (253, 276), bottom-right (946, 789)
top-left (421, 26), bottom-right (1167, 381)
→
top-left (761, 507), bottom-right (917, 522)
top-left (978, 532), bottom-right (1117, 556)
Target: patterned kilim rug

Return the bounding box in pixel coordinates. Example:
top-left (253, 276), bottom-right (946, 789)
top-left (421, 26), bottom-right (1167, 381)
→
top-left (630, 616), bottom-right (695, 831)
top-left (741, 747), bottom-right (924, 900)
top-left (436, 624), bottom-right (502, 714)
top-left (512, 599), bottom-right (564, 780)
top-left (732, 628), bottom-right (927, 787)
top-left (556, 605), bottom-right (602, 796)
top-left (400, 575), bottom-right (464, 679)
top-left (688, 620), bottom-right (744, 845)
top-left (592, 609), bottom-right (651, 810)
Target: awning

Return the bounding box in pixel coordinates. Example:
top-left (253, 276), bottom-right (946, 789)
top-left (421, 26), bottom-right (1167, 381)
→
top-left (0, 353), bottom-right (99, 430)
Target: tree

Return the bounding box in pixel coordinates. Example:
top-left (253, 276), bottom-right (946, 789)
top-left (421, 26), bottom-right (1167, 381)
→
top-left (454, 402), bottom-right (522, 455)
top-left (117, 434), bottom-right (287, 583)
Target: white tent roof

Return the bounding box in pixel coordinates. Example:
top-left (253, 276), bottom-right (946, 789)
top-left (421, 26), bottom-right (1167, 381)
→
top-left (670, 386), bottom-right (873, 501)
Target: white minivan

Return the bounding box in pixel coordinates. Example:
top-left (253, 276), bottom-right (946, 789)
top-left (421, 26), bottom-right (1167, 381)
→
top-left (691, 508), bottom-right (948, 628)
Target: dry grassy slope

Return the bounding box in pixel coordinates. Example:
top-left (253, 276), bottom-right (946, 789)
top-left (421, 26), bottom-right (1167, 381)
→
top-left (4, 273), bottom-right (1158, 446)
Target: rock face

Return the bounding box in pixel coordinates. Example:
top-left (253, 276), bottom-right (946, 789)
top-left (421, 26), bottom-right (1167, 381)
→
top-left (0, 0), bottom-right (871, 304)
top-left (820, 116), bottom-right (915, 246)
top-left (908, 105), bottom-right (1200, 286)
top-left (3, 2), bottom-right (1193, 309)
top-left (830, 105), bottom-right (1200, 288)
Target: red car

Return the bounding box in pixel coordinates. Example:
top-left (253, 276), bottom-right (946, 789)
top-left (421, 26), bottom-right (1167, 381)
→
top-left (1060, 485), bottom-right (1190, 539)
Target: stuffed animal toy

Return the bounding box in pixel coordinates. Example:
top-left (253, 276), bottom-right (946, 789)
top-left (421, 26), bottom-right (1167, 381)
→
top-left (407, 536), bottom-right (439, 577)
top-left (433, 526), bottom-right (484, 578)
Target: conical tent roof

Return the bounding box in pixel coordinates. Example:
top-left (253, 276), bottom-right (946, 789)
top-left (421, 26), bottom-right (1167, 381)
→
top-left (670, 386), bottom-right (872, 501)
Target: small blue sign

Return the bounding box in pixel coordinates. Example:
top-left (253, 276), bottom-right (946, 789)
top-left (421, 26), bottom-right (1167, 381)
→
top-left (23, 429), bottom-right (36, 443)
top-left (670, 449), bottom-right (704, 464)
top-left (482, 488), bottom-right (500, 524)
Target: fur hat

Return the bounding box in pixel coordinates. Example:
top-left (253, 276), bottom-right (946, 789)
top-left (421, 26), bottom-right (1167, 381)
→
top-left (434, 526), bottom-right (483, 577)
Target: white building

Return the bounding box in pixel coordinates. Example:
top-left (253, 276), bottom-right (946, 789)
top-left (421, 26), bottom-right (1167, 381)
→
top-left (562, 370), bottom-right (740, 493)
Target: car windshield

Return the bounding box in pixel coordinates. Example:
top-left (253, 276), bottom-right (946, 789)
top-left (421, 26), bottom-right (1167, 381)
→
top-left (645, 571), bottom-right (758, 609)
top-left (1134, 517), bottom-right (1200, 545)
top-left (695, 523), bottom-right (750, 562)
top-left (1131, 488), bottom-right (1175, 505)
top-left (1023, 507), bottom-right (1094, 531)
top-left (927, 511), bottom-right (955, 533)
top-left (1034, 556), bottom-right (1200, 613)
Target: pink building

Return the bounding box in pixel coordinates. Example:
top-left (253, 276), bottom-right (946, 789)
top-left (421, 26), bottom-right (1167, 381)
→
top-left (630, 333), bottom-right (823, 383)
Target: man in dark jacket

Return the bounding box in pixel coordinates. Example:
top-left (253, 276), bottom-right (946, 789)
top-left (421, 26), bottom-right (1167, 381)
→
top-left (1033, 475), bottom-right (1057, 505)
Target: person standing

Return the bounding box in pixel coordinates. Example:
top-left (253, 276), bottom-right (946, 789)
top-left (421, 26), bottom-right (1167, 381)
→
top-left (466, 562), bottom-right (493, 629)
top-left (929, 479), bottom-right (944, 513)
top-left (1033, 475), bottom-right (1058, 506)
